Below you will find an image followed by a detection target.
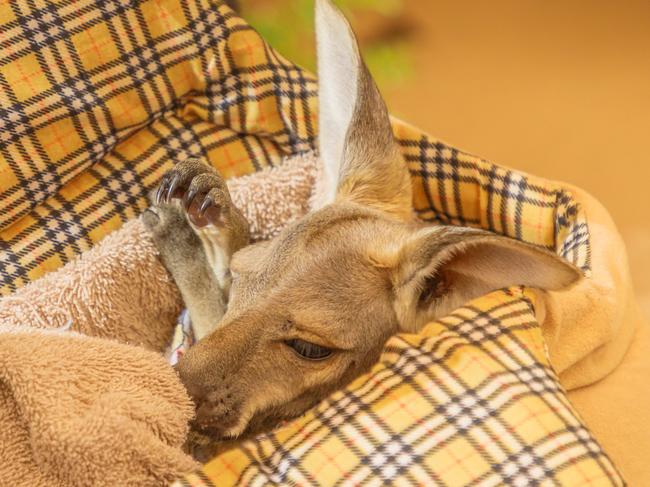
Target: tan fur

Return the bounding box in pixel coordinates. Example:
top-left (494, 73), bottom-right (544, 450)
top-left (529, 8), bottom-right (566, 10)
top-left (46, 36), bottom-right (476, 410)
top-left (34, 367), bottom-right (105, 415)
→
top-left (144, 0), bottom-right (580, 457)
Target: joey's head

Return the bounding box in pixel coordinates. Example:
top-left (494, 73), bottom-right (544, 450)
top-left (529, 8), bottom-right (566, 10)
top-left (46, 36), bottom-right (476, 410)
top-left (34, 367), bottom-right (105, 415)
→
top-left (176, 0), bottom-right (581, 441)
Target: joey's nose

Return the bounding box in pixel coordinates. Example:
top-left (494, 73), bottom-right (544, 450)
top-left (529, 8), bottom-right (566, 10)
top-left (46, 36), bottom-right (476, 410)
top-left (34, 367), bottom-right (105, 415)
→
top-left (173, 317), bottom-right (253, 409)
top-left (175, 358), bottom-right (242, 437)
top-left (174, 357), bottom-right (210, 405)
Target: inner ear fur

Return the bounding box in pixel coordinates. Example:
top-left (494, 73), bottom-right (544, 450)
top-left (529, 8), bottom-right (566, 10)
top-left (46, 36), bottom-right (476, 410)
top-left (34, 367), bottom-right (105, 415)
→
top-left (312, 0), bottom-right (412, 220)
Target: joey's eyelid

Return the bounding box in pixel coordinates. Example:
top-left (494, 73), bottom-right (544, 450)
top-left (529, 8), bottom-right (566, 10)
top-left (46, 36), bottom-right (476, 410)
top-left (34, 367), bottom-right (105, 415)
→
top-left (285, 329), bottom-right (353, 352)
top-left (288, 323), bottom-right (328, 343)
top-left (285, 318), bottom-right (352, 350)
top-left (282, 338), bottom-right (352, 354)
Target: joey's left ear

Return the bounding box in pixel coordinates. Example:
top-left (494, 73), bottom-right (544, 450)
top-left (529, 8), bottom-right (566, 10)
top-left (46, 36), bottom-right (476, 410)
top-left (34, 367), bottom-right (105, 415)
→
top-left (312, 0), bottom-right (412, 219)
top-left (385, 226), bottom-right (582, 331)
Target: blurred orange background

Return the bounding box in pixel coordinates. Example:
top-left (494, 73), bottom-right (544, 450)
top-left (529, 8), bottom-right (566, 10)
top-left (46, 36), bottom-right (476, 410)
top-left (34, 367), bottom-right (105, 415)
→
top-left (381, 0), bottom-right (650, 317)
top-left (244, 0), bottom-right (650, 317)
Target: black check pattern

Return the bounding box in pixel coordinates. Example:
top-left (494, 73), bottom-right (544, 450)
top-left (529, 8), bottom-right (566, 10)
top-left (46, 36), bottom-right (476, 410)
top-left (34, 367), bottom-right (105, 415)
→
top-left (399, 136), bottom-right (591, 272)
top-left (0, 0), bottom-right (591, 294)
top-left (0, 0), bottom-right (320, 294)
top-left (181, 289), bottom-right (622, 486)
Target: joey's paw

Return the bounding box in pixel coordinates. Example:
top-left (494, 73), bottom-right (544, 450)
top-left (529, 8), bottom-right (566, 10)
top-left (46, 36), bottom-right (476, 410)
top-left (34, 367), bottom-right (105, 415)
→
top-left (154, 159), bottom-right (214, 206)
top-left (141, 204), bottom-right (177, 235)
top-left (153, 159), bottom-right (239, 230)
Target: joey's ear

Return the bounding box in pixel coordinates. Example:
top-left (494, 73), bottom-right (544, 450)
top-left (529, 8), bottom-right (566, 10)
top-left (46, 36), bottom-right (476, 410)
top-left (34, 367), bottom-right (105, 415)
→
top-left (312, 0), bottom-right (412, 219)
top-left (384, 226), bottom-right (582, 331)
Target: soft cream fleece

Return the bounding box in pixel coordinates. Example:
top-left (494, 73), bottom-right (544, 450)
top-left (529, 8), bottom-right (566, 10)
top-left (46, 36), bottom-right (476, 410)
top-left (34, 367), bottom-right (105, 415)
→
top-left (0, 152), bottom-right (318, 487)
top-left (1, 151), bottom-right (648, 484)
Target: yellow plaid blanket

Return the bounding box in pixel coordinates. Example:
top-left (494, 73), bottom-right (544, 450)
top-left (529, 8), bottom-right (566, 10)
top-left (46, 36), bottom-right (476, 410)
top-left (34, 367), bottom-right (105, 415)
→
top-left (181, 290), bottom-right (620, 486)
top-left (0, 0), bottom-right (620, 485)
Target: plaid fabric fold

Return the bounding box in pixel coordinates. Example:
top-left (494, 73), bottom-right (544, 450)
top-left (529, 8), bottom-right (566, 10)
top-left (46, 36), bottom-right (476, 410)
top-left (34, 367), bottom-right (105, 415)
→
top-left (0, 0), bottom-right (589, 294)
top-left (0, 0), bottom-right (618, 485)
top-left (0, 0), bottom-right (317, 292)
top-left (178, 290), bottom-right (621, 486)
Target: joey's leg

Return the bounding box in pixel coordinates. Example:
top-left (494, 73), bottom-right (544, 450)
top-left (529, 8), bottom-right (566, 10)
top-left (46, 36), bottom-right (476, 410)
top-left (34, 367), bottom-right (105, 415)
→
top-left (142, 204), bottom-right (226, 339)
top-left (143, 159), bottom-right (250, 339)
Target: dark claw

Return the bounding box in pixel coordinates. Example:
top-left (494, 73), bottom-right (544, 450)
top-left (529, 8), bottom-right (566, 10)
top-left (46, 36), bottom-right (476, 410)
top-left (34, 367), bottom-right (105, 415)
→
top-left (164, 173), bottom-right (180, 204)
top-left (198, 194), bottom-right (213, 218)
top-left (155, 179), bottom-right (167, 205)
top-left (183, 186), bottom-right (198, 210)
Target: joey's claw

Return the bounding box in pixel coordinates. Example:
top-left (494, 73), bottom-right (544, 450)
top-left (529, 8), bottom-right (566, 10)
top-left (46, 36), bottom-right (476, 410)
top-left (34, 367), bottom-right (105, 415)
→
top-left (183, 186), bottom-right (199, 210)
top-left (155, 182), bottom-right (166, 206)
top-left (198, 195), bottom-right (214, 218)
top-left (165, 173), bottom-right (181, 203)
top-left (155, 172), bottom-right (180, 205)
top-left (154, 159), bottom-right (215, 207)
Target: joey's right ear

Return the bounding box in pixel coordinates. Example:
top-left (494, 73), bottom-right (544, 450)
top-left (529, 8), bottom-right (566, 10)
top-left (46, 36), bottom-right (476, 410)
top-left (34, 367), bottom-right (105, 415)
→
top-left (373, 226), bottom-right (582, 332)
top-left (311, 0), bottom-right (412, 220)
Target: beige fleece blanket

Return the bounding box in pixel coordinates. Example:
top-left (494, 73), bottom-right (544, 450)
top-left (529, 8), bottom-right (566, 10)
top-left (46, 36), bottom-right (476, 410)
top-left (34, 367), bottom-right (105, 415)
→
top-left (0, 153), bottom-right (318, 487)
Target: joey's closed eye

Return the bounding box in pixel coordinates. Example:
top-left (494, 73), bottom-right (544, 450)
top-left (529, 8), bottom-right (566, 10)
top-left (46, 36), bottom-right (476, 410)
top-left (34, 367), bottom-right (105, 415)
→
top-left (285, 339), bottom-right (333, 361)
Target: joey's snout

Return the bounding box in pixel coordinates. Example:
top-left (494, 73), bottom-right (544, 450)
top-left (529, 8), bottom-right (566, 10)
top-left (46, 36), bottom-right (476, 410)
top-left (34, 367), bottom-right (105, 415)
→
top-left (176, 353), bottom-right (244, 437)
top-left (174, 322), bottom-right (257, 438)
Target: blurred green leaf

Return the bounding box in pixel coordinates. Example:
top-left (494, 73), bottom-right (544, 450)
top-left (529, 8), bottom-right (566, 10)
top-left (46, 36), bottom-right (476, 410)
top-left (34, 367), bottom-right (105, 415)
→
top-left (242, 0), bottom-right (412, 87)
top-left (365, 41), bottom-right (413, 85)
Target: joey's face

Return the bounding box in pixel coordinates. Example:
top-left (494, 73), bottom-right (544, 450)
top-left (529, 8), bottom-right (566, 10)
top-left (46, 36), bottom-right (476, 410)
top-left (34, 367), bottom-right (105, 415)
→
top-left (174, 0), bottom-right (412, 443)
top-left (175, 205), bottom-right (403, 439)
